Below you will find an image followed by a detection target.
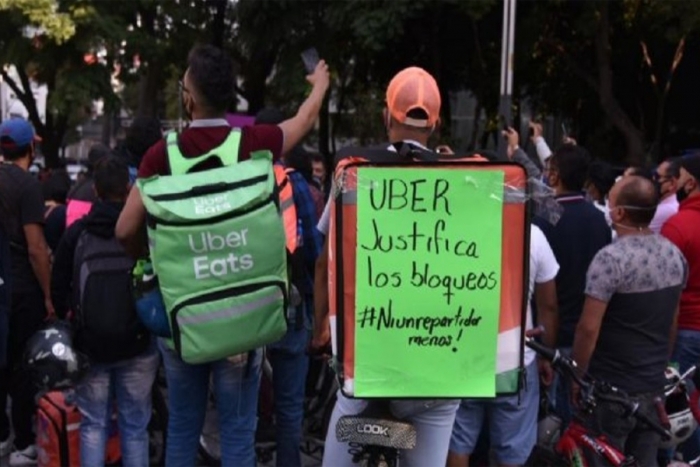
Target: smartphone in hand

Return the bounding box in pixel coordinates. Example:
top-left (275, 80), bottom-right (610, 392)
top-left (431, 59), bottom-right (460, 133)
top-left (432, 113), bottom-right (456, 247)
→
top-left (500, 115), bottom-right (511, 139)
top-left (500, 115), bottom-right (511, 131)
top-left (301, 48), bottom-right (320, 74)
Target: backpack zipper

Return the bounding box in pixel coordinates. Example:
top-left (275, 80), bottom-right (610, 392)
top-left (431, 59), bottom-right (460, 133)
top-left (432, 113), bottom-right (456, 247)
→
top-left (148, 194), bottom-right (276, 228)
top-left (170, 280), bottom-right (287, 356)
top-left (149, 174), bottom-right (268, 202)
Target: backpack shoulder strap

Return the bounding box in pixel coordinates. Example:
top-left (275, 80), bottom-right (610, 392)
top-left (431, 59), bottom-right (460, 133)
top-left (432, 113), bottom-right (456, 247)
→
top-left (166, 129), bottom-right (242, 176)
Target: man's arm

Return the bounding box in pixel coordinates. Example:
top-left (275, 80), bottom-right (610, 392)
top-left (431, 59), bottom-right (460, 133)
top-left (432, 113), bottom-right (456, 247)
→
top-left (24, 223), bottom-right (54, 316)
top-left (312, 237), bottom-right (330, 349)
top-left (278, 60), bottom-right (330, 155)
top-left (535, 280), bottom-right (558, 349)
top-left (512, 148), bottom-right (542, 179)
top-left (572, 296), bottom-right (608, 374)
top-left (50, 224), bottom-right (80, 319)
top-left (115, 186), bottom-right (148, 258)
top-left (529, 122), bottom-right (552, 167)
top-left (670, 304), bottom-right (680, 358)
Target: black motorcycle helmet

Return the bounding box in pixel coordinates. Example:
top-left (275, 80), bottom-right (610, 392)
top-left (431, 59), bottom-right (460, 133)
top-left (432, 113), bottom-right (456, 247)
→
top-left (23, 320), bottom-right (89, 391)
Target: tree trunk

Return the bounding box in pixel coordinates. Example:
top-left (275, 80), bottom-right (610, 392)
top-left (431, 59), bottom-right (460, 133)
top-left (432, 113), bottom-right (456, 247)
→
top-left (137, 64), bottom-right (162, 118)
top-left (468, 101), bottom-right (482, 151)
top-left (240, 42), bottom-right (280, 116)
top-left (319, 98), bottom-right (330, 156)
top-left (210, 0), bottom-right (228, 48)
top-left (594, 2), bottom-right (646, 165)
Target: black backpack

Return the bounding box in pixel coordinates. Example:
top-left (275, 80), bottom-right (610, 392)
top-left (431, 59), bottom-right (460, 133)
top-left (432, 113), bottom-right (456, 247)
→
top-left (72, 230), bottom-right (149, 363)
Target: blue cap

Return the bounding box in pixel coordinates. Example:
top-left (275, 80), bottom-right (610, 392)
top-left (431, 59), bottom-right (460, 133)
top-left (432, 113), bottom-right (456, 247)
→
top-left (0, 118), bottom-right (35, 150)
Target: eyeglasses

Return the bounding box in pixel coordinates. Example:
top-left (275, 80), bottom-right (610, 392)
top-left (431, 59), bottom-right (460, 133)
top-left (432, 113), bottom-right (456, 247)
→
top-left (653, 172), bottom-right (673, 184)
top-left (179, 79), bottom-right (190, 95)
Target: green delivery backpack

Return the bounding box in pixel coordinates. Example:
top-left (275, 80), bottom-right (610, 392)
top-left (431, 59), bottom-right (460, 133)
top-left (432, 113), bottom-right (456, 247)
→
top-left (137, 129), bottom-right (288, 364)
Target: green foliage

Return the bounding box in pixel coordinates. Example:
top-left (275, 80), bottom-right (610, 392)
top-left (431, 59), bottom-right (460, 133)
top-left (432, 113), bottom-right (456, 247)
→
top-left (0, 0), bottom-right (75, 43)
top-left (2, 0), bottom-right (700, 164)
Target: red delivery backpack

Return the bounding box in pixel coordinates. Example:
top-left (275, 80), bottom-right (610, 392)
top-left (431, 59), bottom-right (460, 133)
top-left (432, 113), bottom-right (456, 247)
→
top-left (327, 144), bottom-right (530, 398)
top-left (36, 391), bottom-right (121, 467)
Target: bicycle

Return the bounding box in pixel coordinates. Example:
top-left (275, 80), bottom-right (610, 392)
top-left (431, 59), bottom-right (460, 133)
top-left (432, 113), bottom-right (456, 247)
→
top-left (334, 399), bottom-right (417, 467)
top-left (525, 337), bottom-right (674, 466)
top-left (197, 351), bottom-right (338, 466)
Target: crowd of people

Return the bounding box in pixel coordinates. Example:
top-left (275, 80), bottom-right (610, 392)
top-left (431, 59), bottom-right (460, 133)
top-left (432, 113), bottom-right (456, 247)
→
top-left (0, 43), bottom-right (699, 467)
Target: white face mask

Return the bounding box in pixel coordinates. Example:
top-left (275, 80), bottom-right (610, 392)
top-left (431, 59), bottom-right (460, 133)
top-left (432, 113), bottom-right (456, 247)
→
top-left (608, 205), bottom-right (654, 232)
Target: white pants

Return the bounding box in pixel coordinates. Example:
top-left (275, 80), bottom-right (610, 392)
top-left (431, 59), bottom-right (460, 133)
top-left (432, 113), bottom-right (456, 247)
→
top-left (322, 391), bottom-right (459, 467)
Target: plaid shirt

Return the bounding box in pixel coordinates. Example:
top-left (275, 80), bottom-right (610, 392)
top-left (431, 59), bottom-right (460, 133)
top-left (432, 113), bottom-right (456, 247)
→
top-left (288, 170), bottom-right (324, 288)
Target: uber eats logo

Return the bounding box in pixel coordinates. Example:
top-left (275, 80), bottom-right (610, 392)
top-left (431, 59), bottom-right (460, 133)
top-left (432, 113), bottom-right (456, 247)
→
top-left (194, 195), bottom-right (232, 215)
top-left (188, 228), bottom-right (254, 279)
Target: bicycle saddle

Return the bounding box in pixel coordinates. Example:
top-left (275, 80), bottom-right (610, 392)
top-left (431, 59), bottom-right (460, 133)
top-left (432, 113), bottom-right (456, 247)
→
top-left (336, 399), bottom-right (417, 450)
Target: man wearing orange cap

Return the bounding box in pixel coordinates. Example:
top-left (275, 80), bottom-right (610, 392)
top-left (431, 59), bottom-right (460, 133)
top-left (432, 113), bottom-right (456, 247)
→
top-left (313, 67), bottom-right (461, 467)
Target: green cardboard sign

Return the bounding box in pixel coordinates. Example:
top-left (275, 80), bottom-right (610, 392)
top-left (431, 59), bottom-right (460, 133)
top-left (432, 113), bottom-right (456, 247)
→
top-left (354, 167), bottom-right (504, 397)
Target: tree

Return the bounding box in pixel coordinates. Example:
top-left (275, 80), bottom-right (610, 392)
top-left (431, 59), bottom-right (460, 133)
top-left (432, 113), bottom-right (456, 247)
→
top-left (521, 0), bottom-right (700, 164)
top-left (0, 0), bottom-right (118, 167)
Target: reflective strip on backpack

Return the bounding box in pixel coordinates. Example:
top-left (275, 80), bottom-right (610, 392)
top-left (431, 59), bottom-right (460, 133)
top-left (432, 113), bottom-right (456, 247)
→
top-left (274, 165), bottom-right (298, 253)
top-left (176, 287), bottom-right (284, 326)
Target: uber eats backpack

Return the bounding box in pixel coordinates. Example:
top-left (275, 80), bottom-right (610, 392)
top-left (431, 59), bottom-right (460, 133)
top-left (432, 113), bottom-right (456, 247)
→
top-left (72, 230), bottom-right (149, 363)
top-left (137, 129), bottom-right (288, 364)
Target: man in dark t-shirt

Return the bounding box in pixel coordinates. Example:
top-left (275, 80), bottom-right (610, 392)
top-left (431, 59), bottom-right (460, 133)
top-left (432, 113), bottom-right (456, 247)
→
top-left (573, 176), bottom-right (687, 465)
top-left (116, 44), bottom-right (330, 467)
top-left (0, 118), bottom-right (54, 463)
top-left (533, 144), bottom-right (611, 427)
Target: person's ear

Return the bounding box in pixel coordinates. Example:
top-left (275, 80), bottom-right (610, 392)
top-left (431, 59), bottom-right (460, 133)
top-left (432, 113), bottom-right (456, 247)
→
top-left (611, 206), bottom-right (625, 223)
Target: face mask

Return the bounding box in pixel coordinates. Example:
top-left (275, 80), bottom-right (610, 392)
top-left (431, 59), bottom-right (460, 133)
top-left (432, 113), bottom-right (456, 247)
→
top-left (677, 187), bottom-right (689, 203)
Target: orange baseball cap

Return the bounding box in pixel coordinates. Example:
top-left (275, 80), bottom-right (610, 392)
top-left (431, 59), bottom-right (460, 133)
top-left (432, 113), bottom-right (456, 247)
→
top-left (386, 67), bottom-right (441, 128)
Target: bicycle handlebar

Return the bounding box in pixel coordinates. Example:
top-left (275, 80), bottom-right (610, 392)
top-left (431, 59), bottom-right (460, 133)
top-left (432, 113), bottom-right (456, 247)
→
top-left (525, 337), bottom-right (671, 441)
top-left (524, 338), bottom-right (557, 363)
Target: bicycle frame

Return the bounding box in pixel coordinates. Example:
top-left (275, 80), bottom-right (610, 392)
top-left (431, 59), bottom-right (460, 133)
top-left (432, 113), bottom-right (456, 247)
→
top-left (557, 420), bottom-right (632, 467)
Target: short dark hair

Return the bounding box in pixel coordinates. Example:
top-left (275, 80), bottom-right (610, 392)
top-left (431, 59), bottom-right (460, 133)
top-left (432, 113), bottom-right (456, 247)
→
top-left (625, 166), bottom-right (654, 180)
top-left (187, 45), bottom-right (236, 113)
top-left (393, 108), bottom-right (432, 134)
top-left (86, 143), bottom-right (112, 171)
top-left (616, 176), bottom-right (658, 225)
top-left (587, 160), bottom-right (616, 197)
top-left (311, 152), bottom-right (325, 164)
top-left (42, 170), bottom-right (71, 204)
top-left (0, 137), bottom-right (31, 160)
top-left (285, 146), bottom-right (314, 183)
top-left (664, 157), bottom-right (682, 179)
top-left (549, 144), bottom-right (591, 192)
top-left (254, 107), bottom-right (285, 125)
top-left (94, 155), bottom-right (129, 201)
top-left (126, 116), bottom-right (162, 166)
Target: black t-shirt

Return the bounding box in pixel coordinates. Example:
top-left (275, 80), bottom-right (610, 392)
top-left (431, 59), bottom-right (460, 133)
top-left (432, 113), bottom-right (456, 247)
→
top-left (0, 164), bottom-right (45, 293)
top-left (43, 204), bottom-right (66, 252)
top-left (534, 194), bottom-right (612, 347)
